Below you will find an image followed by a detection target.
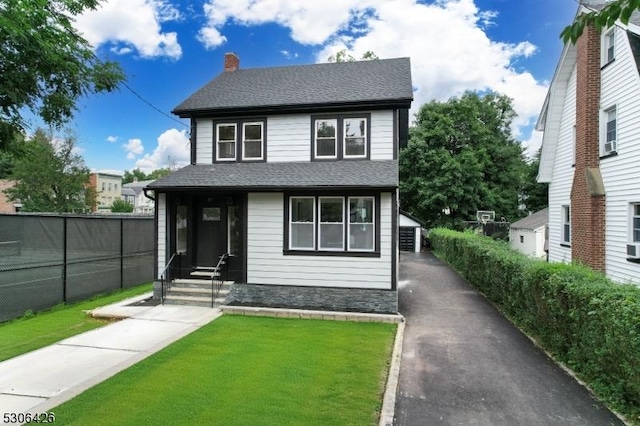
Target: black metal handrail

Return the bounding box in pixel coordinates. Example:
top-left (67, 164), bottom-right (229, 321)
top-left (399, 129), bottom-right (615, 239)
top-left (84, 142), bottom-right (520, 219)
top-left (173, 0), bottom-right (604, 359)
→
top-left (211, 253), bottom-right (229, 308)
top-left (160, 253), bottom-right (178, 304)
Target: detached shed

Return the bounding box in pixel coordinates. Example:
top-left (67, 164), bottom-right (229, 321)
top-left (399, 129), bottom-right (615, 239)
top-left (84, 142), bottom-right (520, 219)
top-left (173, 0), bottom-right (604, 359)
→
top-left (399, 211), bottom-right (424, 252)
top-left (510, 208), bottom-right (548, 259)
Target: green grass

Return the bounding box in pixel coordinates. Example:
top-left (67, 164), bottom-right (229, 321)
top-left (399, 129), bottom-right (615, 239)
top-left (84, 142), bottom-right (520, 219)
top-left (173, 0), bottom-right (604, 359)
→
top-left (0, 283), bottom-right (152, 361)
top-left (51, 315), bottom-right (396, 426)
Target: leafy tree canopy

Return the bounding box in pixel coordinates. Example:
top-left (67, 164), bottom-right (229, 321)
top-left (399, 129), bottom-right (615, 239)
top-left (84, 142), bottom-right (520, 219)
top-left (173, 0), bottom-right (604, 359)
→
top-left (111, 199), bottom-right (134, 213)
top-left (521, 148), bottom-right (548, 214)
top-left (400, 91), bottom-right (527, 229)
top-left (562, 0), bottom-right (640, 43)
top-left (5, 128), bottom-right (93, 212)
top-left (0, 0), bottom-right (125, 132)
top-left (122, 167), bottom-right (171, 184)
top-left (328, 49), bottom-right (379, 62)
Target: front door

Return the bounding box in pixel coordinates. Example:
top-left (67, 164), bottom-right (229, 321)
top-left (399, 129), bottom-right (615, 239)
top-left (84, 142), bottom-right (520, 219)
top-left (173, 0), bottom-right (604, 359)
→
top-left (196, 199), bottom-right (227, 267)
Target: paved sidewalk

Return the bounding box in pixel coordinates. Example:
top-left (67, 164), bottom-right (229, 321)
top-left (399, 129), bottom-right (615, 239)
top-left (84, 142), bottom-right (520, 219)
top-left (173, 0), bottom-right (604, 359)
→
top-left (394, 252), bottom-right (623, 426)
top-left (0, 294), bottom-right (221, 420)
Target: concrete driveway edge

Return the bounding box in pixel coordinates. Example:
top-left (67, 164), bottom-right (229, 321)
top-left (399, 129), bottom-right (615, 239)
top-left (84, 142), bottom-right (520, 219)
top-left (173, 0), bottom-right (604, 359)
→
top-left (379, 317), bottom-right (406, 426)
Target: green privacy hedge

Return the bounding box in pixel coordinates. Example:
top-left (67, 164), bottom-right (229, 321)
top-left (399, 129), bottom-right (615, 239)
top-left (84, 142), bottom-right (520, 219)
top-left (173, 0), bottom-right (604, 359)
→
top-left (430, 228), bottom-right (640, 420)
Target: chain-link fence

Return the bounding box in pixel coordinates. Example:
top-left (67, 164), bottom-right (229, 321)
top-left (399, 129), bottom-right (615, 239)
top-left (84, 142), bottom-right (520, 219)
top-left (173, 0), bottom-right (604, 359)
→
top-left (0, 213), bottom-right (154, 322)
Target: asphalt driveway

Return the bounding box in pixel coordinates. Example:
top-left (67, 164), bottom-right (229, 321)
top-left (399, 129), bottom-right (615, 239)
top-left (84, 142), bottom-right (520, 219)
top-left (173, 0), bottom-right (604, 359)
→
top-left (394, 251), bottom-right (623, 426)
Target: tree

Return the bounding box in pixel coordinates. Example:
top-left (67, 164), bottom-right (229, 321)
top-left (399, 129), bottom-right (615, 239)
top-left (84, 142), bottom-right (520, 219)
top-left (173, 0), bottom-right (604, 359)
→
top-left (400, 92), bottom-right (527, 229)
top-left (0, 123), bottom-right (26, 178)
top-left (328, 49), bottom-right (379, 62)
top-left (111, 199), bottom-right (134, 213)
top-left (122, 167), bottom-right (171, 184)
top-left (562, 0), bottom-right (639, 43)
top-left (0, 0), bottom-right (125, 132)
top-left (6, 129), bottom-right (93, 212)
top-left (521, 148), bottom-right (548, 214)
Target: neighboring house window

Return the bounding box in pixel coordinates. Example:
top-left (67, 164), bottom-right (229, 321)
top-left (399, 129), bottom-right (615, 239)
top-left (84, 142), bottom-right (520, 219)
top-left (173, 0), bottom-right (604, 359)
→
top-left (602, 106), bottom-right (617, 155)
top-left (520, 235), bottom-right (524, 243)
top-left (632, 203), bottom-right (640, 243)
top-left (108, 183), bottom-right (112, 191)
top-left (562, 205), bottom-right (571, 245)
top-left (101, 183), bottom-right (106, 191)
top-left (290, 197), bottom-right (315, 250)
top-left (216, 123), bottom-right (236, 161)
top-left (286, 194), bottom-right (377, 254)
top-left (603, 29), bottom-right (615, 64)
top-left (242, 122), bottom-right (264, 160)
top-left (312, 114), bottom-right (370, 160)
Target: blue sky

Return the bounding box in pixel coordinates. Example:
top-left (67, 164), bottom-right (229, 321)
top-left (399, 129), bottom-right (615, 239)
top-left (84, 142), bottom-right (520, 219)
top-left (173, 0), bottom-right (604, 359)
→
top-left (30, 0), bottom-right (578, 174)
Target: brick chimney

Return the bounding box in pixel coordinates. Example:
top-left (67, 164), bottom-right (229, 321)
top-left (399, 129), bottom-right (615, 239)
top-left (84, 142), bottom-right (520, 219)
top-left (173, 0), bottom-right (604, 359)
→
top-left (571, 22), bottom-right (606, 272)
top-left (224, 52), bottom-right (239, 72)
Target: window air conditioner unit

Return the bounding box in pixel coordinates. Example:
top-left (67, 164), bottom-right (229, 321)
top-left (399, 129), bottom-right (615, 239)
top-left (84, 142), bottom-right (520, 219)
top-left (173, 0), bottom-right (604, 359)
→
top-left (627, 243), bottom-right (640, 259)
top-left (604, 141), bottom-right (616, 154)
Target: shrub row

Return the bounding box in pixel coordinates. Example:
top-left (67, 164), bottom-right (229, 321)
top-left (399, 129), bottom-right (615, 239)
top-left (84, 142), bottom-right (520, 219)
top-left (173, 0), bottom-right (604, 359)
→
top-left (430, 228), bottom-right (640, 421)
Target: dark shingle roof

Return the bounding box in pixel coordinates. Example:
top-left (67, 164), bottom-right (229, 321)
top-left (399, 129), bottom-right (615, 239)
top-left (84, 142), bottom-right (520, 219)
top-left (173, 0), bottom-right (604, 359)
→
top-left (173, 58), bottom-right (412, 116)
top-left (510, 208), bottom-right (548, 231)
top-left (147, 160), bottom-right (397, 191)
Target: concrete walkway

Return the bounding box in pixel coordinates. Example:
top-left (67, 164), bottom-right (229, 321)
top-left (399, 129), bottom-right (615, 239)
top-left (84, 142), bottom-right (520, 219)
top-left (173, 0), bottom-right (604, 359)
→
top-left (394, 251), bottom-right (624, 426)
top-left (0, 294), bottom-right (221, 419)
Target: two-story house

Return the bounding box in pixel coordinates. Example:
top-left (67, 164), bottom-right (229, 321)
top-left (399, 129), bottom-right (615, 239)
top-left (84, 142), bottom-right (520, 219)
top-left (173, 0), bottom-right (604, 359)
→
top-left (536, 2), bottom-right (640, 285)
top-left (89, 172), bottom-right (123, 213)
top-left (122, 179), bottom-right (155, 214)
top-left (148, 54), bottom-right (412, 313)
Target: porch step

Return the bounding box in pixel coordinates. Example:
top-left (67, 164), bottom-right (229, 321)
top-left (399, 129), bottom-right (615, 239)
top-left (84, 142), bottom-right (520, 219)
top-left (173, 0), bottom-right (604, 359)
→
top-left (173, 278), bottom-right (233, 289)
top-left (164, 294), bottom-right (227, 307)
top-left (191, 270), bottom-right (221, 278)
top-left (168, 286), bottom-right (230, 298)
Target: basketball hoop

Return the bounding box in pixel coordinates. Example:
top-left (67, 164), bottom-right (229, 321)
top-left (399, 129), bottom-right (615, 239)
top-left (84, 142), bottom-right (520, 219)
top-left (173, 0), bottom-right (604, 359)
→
top-left (476, 210), bottom-right (495, 224)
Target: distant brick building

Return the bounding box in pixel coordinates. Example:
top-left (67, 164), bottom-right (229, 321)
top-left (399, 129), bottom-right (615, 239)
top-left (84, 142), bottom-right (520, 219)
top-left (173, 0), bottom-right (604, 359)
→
top-left (0, 180), bottom-right (20, 213)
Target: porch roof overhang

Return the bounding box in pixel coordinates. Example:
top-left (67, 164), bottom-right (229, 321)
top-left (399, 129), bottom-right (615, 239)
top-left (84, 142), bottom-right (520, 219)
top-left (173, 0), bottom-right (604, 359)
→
top-left (147, 160), bottom-right (398, 191)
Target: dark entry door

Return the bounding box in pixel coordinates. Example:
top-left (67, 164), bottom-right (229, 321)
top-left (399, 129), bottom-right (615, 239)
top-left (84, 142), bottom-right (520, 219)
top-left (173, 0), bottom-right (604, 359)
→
top-left (197, 200), bottom-right (227, 267)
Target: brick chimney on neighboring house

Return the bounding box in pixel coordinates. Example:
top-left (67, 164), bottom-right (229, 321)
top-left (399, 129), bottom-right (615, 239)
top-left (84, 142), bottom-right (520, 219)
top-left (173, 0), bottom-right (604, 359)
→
top-left (571, 22), bottom-right (606, 272)
top-left (224, 52), bottom-right (239, 72)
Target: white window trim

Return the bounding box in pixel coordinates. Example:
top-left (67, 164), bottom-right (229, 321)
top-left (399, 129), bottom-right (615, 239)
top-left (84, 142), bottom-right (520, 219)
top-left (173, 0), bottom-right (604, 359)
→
top-left (631, 203), bottom-right (640, 243)
top-left (348, 196), bottom-right (375, 252)
top-left (562, 205), bottom-right (571, 245)
top-left (314, 119), bottom-right (338, 159)
top-left (318, 196), bottom-right (345, 251)
top-left (289, 196), bottom-right (316, 250)
top-left (216, 123), bottom-right (237, 161)
top-left (343, 117), bottom-right (368, 159)
top-left (601, 105), bottom-right (617, 155)
top-left (602, 28), bottom-right (615, 65)
top-left (241, 122), bottom-right (264, 160)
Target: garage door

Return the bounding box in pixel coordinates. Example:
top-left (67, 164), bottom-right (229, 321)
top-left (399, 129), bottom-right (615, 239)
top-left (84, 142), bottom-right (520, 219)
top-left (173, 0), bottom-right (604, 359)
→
top-left (399, 227), bottom-right (415, 252)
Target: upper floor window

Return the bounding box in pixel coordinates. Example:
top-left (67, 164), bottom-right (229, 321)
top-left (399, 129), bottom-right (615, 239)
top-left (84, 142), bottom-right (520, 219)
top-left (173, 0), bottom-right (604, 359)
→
top-left (216, 123), bottom-right (236, 161)
top-left (312, 114), bottom-right (370, 160)
top-left (602, 106), bottom-right (617, 155)
top-left (603, 29), bottom-right (615, 65)
top-left (214, 119), bottom-right (266, 162)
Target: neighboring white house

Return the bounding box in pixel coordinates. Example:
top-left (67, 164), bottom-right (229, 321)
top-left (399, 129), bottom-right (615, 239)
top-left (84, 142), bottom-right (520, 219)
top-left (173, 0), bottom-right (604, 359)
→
top-left (509, 209), bottom-right (548, 259)
top-left (536, 1), bottom-right (640, 284)
top-left (147, 53), bottom-right (413, 313)
top-left (399, 211), bottom-right (423, 253)
top-left (122, 179), bottom-right (155, 214)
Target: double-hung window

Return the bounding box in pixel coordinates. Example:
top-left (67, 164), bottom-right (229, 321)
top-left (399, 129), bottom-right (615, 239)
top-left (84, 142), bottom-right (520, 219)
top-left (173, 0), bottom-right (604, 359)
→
top-left (603, 106), bottom-right (617, 155)
top-left (287, 195), bottom-right (377, 254)
top-left (313, 114), bottom-right (370, 160)
top-left (562, 205), bottom-right (571, 245)
top-left (603, 29), bottom-right (615, 65)
top-left (632, 204), bottom-right (640, 243)
top-left (242, 122), bottom-right (264, 160)
top-left (216, 123), bottom-right (236, 161)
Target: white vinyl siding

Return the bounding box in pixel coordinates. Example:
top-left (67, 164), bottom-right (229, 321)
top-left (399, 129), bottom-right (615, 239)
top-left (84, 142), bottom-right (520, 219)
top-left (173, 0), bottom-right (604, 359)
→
top-left (599, 28), bottom-right (640, 285)
top-left (547, 65), bottom-right (576, 263)
top-left (156, 193), bottom-right (167, 278)
top-left (509, 227), bottom-right (547, 259)
top-left (247, 192), bottom-right (393, 289)
top-left (267, 115), bottom-right (311, 162)
top-left (370, 110), bottom-right (394, 160)
top-left (195, 119), bottom-right (213, 164)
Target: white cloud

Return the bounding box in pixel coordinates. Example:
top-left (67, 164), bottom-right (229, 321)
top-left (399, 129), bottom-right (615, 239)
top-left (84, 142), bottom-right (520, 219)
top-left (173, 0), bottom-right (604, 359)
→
top-left (106, 135), bottom-right (118, 143)
top-left (123, 138), bottom-right (144, 160)
top-left (75, 0), bottom-right (182, 59)
top-left (135, 129), bottom-right (190, 172)
top-left (200, 0), bottom-right (549, 141)
top-left (522, 130), bottom-right (543, 158)
top-left (280, 50), bottom-right (299, 59)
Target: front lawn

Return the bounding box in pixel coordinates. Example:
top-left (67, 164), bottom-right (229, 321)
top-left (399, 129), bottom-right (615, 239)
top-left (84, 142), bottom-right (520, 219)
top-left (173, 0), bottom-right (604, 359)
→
top-left (51, 315), bottom-right (396, 426)
top-left (0, 283), bottom-right (152, 362)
